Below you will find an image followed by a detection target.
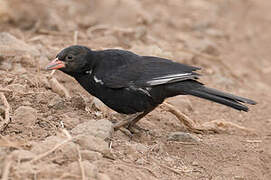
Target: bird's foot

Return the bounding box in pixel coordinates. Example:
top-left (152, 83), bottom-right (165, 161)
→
top-left (119, 127), bottom-right (134, 138)
top-left (116, 124), bottom-right (149, 138)
top-left (128, 124), bottom-right (149, 133)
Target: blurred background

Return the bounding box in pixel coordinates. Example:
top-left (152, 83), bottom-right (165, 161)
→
top-left (0, 0), bottom-right (270, 179)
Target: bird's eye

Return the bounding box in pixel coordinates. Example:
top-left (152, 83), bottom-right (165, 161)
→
top-left (66, 55), bottom-right (73, 61)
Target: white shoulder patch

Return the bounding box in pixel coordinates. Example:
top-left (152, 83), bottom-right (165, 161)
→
top-left (93, 75), bottom-right (104, 85)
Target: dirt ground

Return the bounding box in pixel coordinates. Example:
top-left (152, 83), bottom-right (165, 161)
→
top-left (0, 0), bottom-right (270, 179)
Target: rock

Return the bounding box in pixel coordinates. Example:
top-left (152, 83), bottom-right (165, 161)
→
top-left (0, 0), bottom-right (10, 23)
top-left (0, 57), bottom-right (12, 71)
top-left (14, 162), bottom-right (62, 179)
top-left (12, 63), bottom-right (27, 74)
top-left (6, 84), bottom-right (27, 94)
top-left (67, 161), bottom-right (98, 179)
top-left (48, 95), bottom-right (65, 110)
top-left (81, 150), bottom-right (103, 162)
top-left (135, 158), bottom-right (145, 165)
top-left (197, 39), bottom-right (219, 56)
top-left (130, 143), bottom-right (148, 154)
top-left (0, 105), bottom-right (5, 117)
top-left (38, 75), bottom-right (50, 88)
top-left (97, 173), bottom-right (111, 180)
top-left (37, 56), bottom-right (50, 70)
top-left (70, 95), bottom-right (86, 110)
top-left (72, 119), bottom-right (113, 139)
top-left (61, 115), bottom-right (80, 130)
top-left (0, 32), bottom-right (39, 56)
top-left (11, 150), bottom-right (36, 161)
top-left (92, 97), bottom-right (109, 113)
top-left (192, 161), bottom-right (199, 166)
top-left (74, 135), bottom-right (108, 154)
top-left (13, 106), bottom-right (37, 127)
top-left (49, 77), bottom-right (71, 98)
top-left (31, 136), bottom-right (78, 162)
top-left (167, 132), bottom-right (200, 143)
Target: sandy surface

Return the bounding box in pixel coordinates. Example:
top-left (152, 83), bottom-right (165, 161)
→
top-left (0, 0), bottom-right (270, 179)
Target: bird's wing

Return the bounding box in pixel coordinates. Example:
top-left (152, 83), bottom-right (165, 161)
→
top-left (100, 56), bottom-right (201, 88)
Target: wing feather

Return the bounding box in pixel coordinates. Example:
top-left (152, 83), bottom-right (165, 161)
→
top-left (97, 52), bottom-right (201, 88)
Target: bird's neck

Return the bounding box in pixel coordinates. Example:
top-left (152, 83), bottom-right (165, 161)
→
top-left (73, 73), bottom-right (97, 95)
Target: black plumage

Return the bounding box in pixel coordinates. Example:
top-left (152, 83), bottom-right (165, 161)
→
top-left (46, 45), bottom-right (256, 130)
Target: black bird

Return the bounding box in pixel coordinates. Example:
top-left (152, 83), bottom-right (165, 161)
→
top-left (46, 45), bottom-right (256, 131)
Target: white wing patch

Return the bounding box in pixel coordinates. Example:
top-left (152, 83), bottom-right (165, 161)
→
top-left (138, 88), bottom-right (151, 97)
top-left (146, 73), bottom-right (194, 86)
top-left (94, 75), bottom-right (104, 85)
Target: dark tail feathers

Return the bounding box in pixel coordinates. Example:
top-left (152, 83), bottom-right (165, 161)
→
top-left (187, 86), bottom-right (256, 112)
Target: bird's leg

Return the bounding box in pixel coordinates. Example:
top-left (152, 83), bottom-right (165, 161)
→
top-left (113, 112), bottom-right (145, 131)
top-left (114, 107), bottom-right (154, 130)
top-left (127, 108), bottom-right (154, 130)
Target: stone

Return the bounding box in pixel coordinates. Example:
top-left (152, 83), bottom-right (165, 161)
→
top-left (74, 135), bottom-right (108, 154)
top-left (72, 119), bottom-right (113, 139)
top-left (49, 77), bottom-right (70, 98)
top-left (31, 136), bottom-right (78, 162)
top-left (130, 143), bottom-right (148, 154)
top-left (61, 115), bottom-right (80, 130)
top-left (92, 97), bottom-right (109, 113)
top-left (11, 150), bottom-right (36, 161)
top-left (0, 32), bottom-right (39, 56)
top-left (167, 132), bottom-right (200, 143)
top-left (81, 150), bottom-right (103, 162)
top-left (0, 0), bottom-right (10, 23)
top-left (48, 95), bottom-right (65, 110)
top-left (13, 63), bottom-right (27, 74)
top-left (97, 173), bottom-right (111, 180)
top-left (67, 161), bottom-right (98, 179)
top-left (197, 39), bottom-right (219, 56)
top-left (6, 84), bottom-right (27, 94)
top-left (70, 95), bottom-right (86, 110)
top-left (13, 106), bottom-right (37, 127)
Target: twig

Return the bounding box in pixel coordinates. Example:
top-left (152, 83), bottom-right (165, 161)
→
top-left (0, 92), bottom-right (11, 132)
top-left (0, 88), bottom-right (12, 93)
top-left (163, 102), bottom-right (196, 129)
top-left (77, 145), bottom-right (85, 180)
top-left (29, 138), bottom-right (71, 163)
top-left (29, 129), bottom-right (73, 163)
top-left (37, 29), bottom-right (70, 36)
top-left (50, 70), bottom-right (56, 77)
top-left (61, 128), bottom-right (72, 139)
top-left (149, 157), bottom-right (183, 176)
top-left (243, 140), bottom-right (262, 143)
top-left (162, 102), bottom-right (210, 134)
top-left (87, 24), bottom-right (110, 34)
top-left (118, 161), bottom-right (158, 178)
top-left (1, 154), bottom-right (13, 180)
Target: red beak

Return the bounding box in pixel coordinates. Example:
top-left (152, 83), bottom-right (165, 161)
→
top-left (46, 58), bottom-right (65, 70)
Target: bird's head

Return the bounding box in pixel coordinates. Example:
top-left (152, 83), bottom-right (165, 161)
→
top-left (46, 45), bottom-right (92, 74)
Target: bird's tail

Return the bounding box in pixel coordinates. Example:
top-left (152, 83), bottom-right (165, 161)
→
top-left (186, 86), bottom-right (256, 112)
